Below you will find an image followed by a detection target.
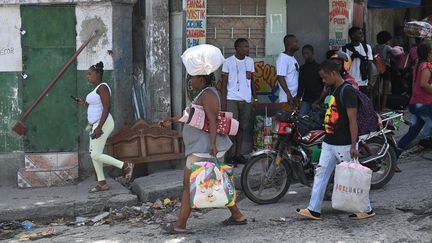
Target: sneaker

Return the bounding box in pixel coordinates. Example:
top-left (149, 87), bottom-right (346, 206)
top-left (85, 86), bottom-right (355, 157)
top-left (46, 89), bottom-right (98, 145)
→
top-left (349, 210), bottom-right (376, 220)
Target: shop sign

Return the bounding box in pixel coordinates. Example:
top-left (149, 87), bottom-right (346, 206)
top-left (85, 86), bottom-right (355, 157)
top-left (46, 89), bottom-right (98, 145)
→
top-left (329, 0), bottom-right (353, 50)
top-left (186, 0), bottom-right (207, 48)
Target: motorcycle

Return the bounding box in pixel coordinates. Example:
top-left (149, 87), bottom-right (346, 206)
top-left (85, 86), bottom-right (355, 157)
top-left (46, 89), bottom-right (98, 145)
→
top-left (241, 111), bottom-right (402, 205)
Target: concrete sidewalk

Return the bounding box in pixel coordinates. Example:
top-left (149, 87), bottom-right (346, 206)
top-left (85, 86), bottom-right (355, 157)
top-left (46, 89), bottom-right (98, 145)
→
top-left (0, 165), bottom-right (244, 222)
top-left (0, 177), bottom-right (138, 222)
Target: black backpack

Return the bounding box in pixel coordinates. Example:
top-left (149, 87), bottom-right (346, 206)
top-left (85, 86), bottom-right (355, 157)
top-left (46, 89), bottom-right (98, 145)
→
top-left (342, 43), bottom-right (369, 81)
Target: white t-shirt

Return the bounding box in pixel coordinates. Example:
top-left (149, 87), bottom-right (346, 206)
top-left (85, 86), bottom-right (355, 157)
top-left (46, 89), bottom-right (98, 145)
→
top-left (276, 52), bottom-right (299, 103)
top-left (345, 43), bottom-right (373, 87)
top-left (222, 55), bottom-right (255, 103)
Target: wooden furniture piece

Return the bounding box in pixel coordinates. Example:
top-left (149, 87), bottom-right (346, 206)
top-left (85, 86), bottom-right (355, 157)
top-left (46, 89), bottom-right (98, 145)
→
top-left (106, 120), bottom-right (184, 163)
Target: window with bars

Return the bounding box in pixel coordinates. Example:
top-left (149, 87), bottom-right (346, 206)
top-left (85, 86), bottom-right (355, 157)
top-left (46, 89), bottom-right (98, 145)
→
top-left (206, 0), bottom-right (266, 58)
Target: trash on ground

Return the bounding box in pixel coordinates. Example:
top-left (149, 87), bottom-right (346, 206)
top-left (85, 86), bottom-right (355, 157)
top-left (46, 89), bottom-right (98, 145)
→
top-left (269, 217), bottom-right (288, 222)
top-left (163, 198), bottom-right (172, 206)
top-left (0, 220), bottom-right (36, 241)
top-left (60, 198), bottom-right (184, 229)
top-left (18, 228), bottom-right (58, 241)
top-left (21, 221), bottom-right (33, 230)
top-left (152, 199), bottom-right (163, 209)
top-left (91, 212), bottom-right (110, 223)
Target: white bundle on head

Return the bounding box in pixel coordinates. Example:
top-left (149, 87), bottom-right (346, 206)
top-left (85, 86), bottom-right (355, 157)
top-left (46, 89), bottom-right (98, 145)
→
top-left (181, 44), bottom-right (225, 76)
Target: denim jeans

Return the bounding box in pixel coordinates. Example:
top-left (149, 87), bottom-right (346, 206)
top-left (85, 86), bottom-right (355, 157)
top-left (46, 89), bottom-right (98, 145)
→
top-left (411, 113), bottom-right (432, 140)
top-left (308, 142), bottom-right (373, 213)
top-left (299, 101), bottom-right (312, 116)
top-left (398, 104), bottom-right (432, 155)
top-left (420, 122), bottom-right (431, 140)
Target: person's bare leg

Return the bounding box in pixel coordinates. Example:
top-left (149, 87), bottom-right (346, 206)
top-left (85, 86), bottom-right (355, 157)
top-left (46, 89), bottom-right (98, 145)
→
top-left (174, 168), bottom-right (192, 229)
top-left (228, 205), bottom-right (246, 221)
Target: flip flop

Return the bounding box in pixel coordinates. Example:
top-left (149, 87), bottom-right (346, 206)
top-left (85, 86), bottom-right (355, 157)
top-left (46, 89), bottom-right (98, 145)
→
top-left (349, 211), bottom-right (376, 220)
top-left (161, 223), bottom-right (188, 234)
top-left (395, 165), bottom-right (402, 173)
top-left (296, 208), bottom-right (321, 220)
top-left (89, 184), bottom-right (109, 193)
top-left (221, 217), bottom-right (247, 226)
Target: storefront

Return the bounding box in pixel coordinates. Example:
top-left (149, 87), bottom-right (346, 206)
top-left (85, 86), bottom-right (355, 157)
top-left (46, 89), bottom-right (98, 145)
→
top-left (175, 0), bottom-right (358, 151)
top-left (182, 0), bottom-right (358, 110)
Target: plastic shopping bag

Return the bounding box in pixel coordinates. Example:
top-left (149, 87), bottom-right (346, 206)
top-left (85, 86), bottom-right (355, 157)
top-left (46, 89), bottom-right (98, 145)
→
top-left (189, 160), bottom-right (236, 208)
top-left (332, 160), bottom-right (372, 213)
top-left (404, 21), bottom-right (432, 39)
top-left (181, 44), bottom-right (225, 76)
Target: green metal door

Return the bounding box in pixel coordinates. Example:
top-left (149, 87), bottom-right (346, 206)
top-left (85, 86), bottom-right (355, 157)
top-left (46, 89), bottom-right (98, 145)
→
top-left (21, 5), bottom-right (78, 152)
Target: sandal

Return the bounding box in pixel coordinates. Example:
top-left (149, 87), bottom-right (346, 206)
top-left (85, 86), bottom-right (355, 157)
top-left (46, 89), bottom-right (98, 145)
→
top-left (161, 223), bottom-right (188, 234)
top-left (349, 210), bottom-right (376, 220)
top-left (221, 216), bottom-right (247, 226)
top-left (123, 162), bottom-right (135, 181)
top-left (89, 183), bottom-right (109, 193)
top-left (296, 208), bottom-right (321, 220)
top-left (395, 165), bottom-right (402, 173)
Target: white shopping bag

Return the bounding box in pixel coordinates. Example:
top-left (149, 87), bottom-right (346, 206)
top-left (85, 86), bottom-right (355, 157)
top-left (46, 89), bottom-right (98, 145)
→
top-left (332, 160), bottom-right (372, 213)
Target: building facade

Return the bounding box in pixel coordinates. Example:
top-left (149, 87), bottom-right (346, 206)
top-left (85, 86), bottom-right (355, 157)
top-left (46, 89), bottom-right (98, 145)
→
top-left (0, 0), bottom-right (135, 187)
top-left (0, 0), bottom-right (428, 187)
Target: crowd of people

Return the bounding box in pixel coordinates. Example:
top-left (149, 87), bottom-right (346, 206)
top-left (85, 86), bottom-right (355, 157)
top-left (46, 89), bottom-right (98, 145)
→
top-left (73, 25), bottom-right (432, 233)
top-left (219, 26), bottom-right (432, 169)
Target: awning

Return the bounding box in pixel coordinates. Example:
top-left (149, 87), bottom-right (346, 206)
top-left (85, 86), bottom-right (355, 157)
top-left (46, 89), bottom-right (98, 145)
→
top-left (368, 0), bottom-right (421, 8)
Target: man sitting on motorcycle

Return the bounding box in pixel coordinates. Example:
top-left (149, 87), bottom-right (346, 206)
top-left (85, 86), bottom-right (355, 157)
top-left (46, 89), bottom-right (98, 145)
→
top-left (296, 59), bottom-right (376, 220)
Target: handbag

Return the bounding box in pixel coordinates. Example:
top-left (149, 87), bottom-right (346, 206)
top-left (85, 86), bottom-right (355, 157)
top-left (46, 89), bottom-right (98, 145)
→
top-left (179, 88), bottom-right (239, 136)
top-left (331, 159), bottom-right (372, 213)
top-left (189, 158), bottom-right (236, 208)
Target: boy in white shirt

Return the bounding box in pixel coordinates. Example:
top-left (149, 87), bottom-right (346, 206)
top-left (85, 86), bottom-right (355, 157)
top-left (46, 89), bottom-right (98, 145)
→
top-left (221, 38), bottom-right (257, 164)
top-left (342, 27), bottom-right (373, 95)
top-left (276, 34), bottom-right (300, 111)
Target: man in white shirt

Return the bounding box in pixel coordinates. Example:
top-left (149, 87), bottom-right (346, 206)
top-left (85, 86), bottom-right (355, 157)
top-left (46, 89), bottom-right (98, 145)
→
top-left (276, 34), bottom-right (300, 111)
top-left (342, 27), bottom-right (373, 95)
top-left (221, 38), bottom-right (256, 164)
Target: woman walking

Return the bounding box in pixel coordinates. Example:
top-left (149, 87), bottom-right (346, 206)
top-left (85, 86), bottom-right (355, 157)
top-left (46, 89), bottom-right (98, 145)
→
top-left (397, 43), bottom-right (432, 157)
top-left (159, 74), bottom-right (247, 234)
top-left (74, 61), bottom-right (134, 192)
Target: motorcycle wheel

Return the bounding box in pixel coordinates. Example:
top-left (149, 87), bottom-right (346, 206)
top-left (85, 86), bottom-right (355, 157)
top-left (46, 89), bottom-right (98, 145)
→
top-left (360, 137), bottom-right (397, 189)
top-left (241, 153), bottom-right (291, 204)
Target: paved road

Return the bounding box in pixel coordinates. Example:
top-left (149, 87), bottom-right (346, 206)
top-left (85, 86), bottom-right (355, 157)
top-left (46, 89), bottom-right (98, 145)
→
top-left (5, 155), bottom-right (432, 243)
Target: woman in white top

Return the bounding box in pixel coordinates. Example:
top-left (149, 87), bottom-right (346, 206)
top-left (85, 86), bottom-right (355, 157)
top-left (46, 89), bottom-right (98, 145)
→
top-left (74, 62), bottom-right (134, 192)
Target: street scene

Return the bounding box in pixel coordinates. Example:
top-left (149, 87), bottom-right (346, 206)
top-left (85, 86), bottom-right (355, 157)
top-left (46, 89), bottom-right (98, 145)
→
top-left (1, 0), bottom-right (432, 242)
top-left (1, 133), bottom-right (432, 242)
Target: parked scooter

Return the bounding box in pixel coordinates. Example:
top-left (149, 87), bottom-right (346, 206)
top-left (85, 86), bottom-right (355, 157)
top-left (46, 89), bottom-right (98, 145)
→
top-left (241, 111), bottom-right (402, 205)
